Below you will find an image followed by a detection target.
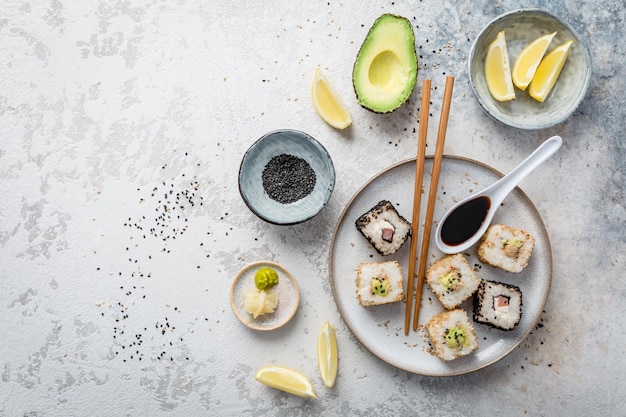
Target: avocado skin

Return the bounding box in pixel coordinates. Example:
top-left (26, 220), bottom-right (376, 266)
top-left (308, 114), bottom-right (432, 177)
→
top-left (352, 14), bottom-right (418, 114)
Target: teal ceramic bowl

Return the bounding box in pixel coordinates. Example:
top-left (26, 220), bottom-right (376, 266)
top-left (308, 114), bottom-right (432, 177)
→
top-left (469, 9), bottom-right (592, 130)
top-left (238, 129), bottom-right (335, 225)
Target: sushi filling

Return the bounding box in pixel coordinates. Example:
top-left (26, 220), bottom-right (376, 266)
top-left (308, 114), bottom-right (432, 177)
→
top-left (494, 295), bottom-right (510, 312)
top-left (381, 221), bottom-right (395, 242)
top-left (371, 277), bottom-right (389, 297)
top-left (502, 238), bottom-right (524, 259)
top-left (438, 267), bottom-right (463, 292)
top-left (445, 326), bottom-right (470, 349)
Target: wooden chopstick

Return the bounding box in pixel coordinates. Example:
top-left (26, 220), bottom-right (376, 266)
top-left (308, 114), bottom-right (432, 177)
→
top-left (412, 75), bottom-right (455, 331)
top-left (404, 79), bottom-right (431, 335)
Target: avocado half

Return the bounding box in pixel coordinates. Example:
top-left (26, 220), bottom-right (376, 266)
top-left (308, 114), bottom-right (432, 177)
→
top-left (353, 14), bottom-right (418, 113)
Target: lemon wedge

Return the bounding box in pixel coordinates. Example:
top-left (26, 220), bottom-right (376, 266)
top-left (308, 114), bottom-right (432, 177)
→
top-left (255, 366), bottom-right (317, 399)
top-left (317, 321), bottom-right (338, 388)
top-left (512, 31), bottom-right (557, 91)
top-left (311, 68), bottom-right (352, 129)
top-left (528, 40), bottom-right (574, 102)
top-left (484, 31), bottom-right (515, 102)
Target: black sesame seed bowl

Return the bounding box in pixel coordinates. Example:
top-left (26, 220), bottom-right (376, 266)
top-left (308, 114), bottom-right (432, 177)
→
top-left (238, 129), bottom-right (335, 225)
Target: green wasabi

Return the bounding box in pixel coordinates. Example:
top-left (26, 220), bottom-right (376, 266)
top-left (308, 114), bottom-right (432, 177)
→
top-left (254, 267), bottom-right (279, 290)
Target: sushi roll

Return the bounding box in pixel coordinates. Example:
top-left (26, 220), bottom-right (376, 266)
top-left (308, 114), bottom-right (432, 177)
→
top-left (426, 309), bottom-right (478, 361)
top-left (473, 279), bottom-right (522, 331)
top-left (477, 224), bottom-right (535, 273)
top-left (426, 253), bottom-right (481, 309)
top-left (356, 261), bottom-right (405, 307)
top-left (355, 200), bottom-right (411, 256)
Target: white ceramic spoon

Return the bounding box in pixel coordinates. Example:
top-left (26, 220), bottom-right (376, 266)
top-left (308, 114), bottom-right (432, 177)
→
top-left (435, 135), bottom-right (563, 254)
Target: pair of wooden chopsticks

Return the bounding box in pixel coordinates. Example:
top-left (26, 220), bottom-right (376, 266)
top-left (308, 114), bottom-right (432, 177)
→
top-left (404, 76), bottom-right (455, 334)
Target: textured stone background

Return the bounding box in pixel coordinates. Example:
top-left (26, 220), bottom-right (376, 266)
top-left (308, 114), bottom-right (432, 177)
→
top-left (1, 0), bottom-right (624, 415)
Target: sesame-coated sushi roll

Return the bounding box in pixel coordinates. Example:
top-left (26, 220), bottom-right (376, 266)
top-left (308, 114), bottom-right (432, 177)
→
top-left (356, 261), bottom-right (405, 307)
top-left (426, 309), bottom-right (478, 361)
top-left (477, 224), bottom-right (535, 273)
top-left (355, 200), bottom-right (411, 256)
top-left (426, 253), bottom-right (481, 309)
top-left (473, 280), bottom-right (523, 331)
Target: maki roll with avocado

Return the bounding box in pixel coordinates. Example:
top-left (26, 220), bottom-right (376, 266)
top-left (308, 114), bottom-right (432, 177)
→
top-left (355, 200), bottom-right (411, 256)
top-left (426, 253), bottom-right (481, 309)
top-left (426, 309), bottom-right (478, 361)
top-left (473, 279), bottom-right (523, 331)
top-left (477, 224), bottom-right (535, 273)
top-left (355, 261), bottom-right (405, 307)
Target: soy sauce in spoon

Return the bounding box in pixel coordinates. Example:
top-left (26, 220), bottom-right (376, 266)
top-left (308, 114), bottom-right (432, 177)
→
top-left (435, 135), bottom-right (563, 254)
top-left (440, 195), bottom-right (491, 246)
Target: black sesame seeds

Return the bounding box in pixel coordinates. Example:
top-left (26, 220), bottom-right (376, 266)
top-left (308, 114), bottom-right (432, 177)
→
top-left (98, 154), bottom-right (214, 367)
top-left (261, 154), bottom-right (316, 204)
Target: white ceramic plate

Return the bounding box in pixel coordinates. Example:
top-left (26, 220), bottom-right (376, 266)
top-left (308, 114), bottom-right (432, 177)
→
top-left (230, 261), bottom-right (300, 331)
top-left (329, 156), bottom-right (552, 376)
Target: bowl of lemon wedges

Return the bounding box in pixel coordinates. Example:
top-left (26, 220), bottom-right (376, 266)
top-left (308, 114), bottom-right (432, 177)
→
top-left (469, 9), bottom-right (591, 130)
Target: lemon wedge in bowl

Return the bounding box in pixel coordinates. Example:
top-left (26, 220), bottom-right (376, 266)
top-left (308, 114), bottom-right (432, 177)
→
top-left (311, 68), bottom-right (352, 129)
top-left (484, 30), bottom-right (515, 102)
top-left (529, 40), bottom-right (574, 102)
top-left (255, 366), bottom-right (317, 398)
top-left (317, 321), bottom-right (338, 388)
top-left (512, 31), bottom-right (557, 91)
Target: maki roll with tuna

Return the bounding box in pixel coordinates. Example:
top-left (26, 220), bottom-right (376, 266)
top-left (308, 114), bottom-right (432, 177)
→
top-left (477, 224), bottom-right (535, 273)
top-left (473, 279), bottom-right (522, 331)
top-left (426, 253), bottom-right (481, 309)
top-left (426, 308), bottom-right (478, 361)
top-left (355, 200), bottom-right (411, 256)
